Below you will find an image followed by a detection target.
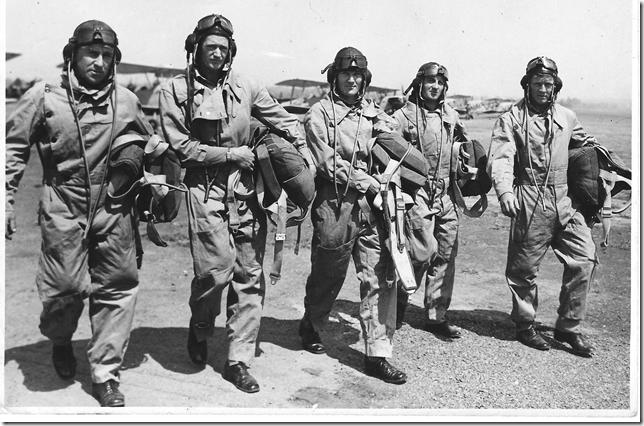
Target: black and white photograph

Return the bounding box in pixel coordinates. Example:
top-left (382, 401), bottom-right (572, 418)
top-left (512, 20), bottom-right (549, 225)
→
top-left (2, 0), bottom-right (639, 422)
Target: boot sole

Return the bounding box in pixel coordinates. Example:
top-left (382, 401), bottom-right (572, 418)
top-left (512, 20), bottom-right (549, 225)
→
top-left (364, 369), bottom-right (407, 385)
top-left (223, 374), bottom-right (260, 393)
top-left (554, 338), bottom-right (593, 357)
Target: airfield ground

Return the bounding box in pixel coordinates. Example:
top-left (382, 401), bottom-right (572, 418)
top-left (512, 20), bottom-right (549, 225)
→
top-left (3, 108), bottom-right (636, 420)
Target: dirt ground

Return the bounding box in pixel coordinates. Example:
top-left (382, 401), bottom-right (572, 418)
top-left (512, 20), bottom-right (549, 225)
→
top-left (2, 113), bottom-right (637, 420)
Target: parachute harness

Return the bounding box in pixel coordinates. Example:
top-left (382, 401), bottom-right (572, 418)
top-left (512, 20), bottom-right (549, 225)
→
top-left (184, 46), bottom-right (231, 204)
top-left (523, 87), bottom-right (555, 211)
top-left (329, 79), bottom-right (365, 205)
top-left (65, 55), bottom-right (118, 241)
top-left (415, 82), bottom-right (445, 207)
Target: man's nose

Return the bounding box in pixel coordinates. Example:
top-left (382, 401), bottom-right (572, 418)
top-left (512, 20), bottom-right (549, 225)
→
top-left (93, 54), bottom-right (105, 67)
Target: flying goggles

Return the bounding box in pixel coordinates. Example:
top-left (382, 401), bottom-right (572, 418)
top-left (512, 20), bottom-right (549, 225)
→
top-left (70, 23), bottom-right (118, 48)
top-left (526, 56), bottom-right (558, 75)
top-left (194, 14), bottom-right (234, 37)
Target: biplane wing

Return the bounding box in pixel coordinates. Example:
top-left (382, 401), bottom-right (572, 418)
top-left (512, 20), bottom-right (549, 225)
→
top-left (56, 61), bottom-right (183, 78)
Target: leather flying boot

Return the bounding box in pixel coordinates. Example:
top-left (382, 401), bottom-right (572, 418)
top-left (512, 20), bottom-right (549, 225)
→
top-left (92, 379), bottom-right (125, 407)
top-left (187, 322), bottom-right (208, 365)
top-left (52, 343), bottom-right (76, 380)
top-left (223, 361), bottom-right (260, 393)
top-left (554, 330), bottom-right (595, 357)
top-left (425, 321), bottom-right (462, 338)
top-left (516, 326), bottom-right (550, 351)
top-left (364, 356), bottom-right (407, 384)
top-left (299, 316), bottom-right (326, 354)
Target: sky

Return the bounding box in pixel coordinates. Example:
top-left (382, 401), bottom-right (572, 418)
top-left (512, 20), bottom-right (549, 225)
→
top-left (3, 0), bottom-right (638, 103)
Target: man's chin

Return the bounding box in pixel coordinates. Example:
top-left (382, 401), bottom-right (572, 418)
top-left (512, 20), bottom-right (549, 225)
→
top-left (78, 75), bottom-right (109, 90)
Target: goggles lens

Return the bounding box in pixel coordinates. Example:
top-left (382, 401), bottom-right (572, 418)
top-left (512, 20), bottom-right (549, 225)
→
top-left (196, 14), bottom-right (234, 36)
top-left (526, 56), bottom-right (557, 74)
top-left (417, 62), bottom-right (448, 80)
top-left (75, 27), bottom-right (118, 46)
top-left (336, 55), bottom-right (368, 70)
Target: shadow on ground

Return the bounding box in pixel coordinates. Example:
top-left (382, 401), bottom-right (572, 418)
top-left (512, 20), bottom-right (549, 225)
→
top-left (401, 303), bottom-right (517, 341)
top-left (260, 298), bottom-right (365, 374)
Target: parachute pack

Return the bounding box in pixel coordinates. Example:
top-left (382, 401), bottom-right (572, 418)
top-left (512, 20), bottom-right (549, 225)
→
top-left (567, 144), bottom-right (631, 247)
top-left (450, 139), bottom-right (492, 217)
top-left (250, 125), bottom-right (316, 285)
top-left (109, 134), bottom-right (187, 248)
top-left (370, 131), bottom-right (429, 195)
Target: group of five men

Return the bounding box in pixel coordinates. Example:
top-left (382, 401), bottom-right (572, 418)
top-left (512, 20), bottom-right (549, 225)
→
top-left (5, 15), bottom-right (599, 407)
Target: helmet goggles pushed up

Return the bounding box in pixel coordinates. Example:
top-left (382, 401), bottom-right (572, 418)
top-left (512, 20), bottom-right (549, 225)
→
top-left (194, 14), bottom-right (234, 37)
top-left (526, 56), bottom-right (558, 76)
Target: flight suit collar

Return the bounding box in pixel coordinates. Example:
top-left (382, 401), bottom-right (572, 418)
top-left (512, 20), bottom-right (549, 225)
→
top-left (193, 68), bottom-right (242, 102)
top-left (321, 96), bottom-right (378, 124)
top-left (61, 71), bottom-right (113, 106)
top-left (401, 100), bottom-right (456, 125)
top-left (512, 99), bottom-right (564, 130)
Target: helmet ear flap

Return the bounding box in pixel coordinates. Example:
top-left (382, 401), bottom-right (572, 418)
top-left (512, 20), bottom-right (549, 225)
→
top-left (62, 43), bottom-right (73, 63)
top-left (326, 66), bottom-right (336, 86)
top-left (184, 33), bottom-right (197, 54)
top-left (554, 76), bottom-right (563, 94)
top-left (229, 38), bottom-right (237, 58)
top-left (520, 74), bottom-right (529, 90)
top-left (363, 68), bottom-right (372, 88)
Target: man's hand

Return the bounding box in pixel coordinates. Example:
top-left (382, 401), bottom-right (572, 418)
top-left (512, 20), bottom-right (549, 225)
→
top-left (230, 146), bottom-right (255, 171)
top-left (499, 192), bottom-right (519, 218)
top-left (6, 209), bottom-right (16, 240)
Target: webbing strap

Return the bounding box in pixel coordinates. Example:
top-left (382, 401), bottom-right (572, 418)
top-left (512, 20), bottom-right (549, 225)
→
top-left (598, 169), bottom-right (632, 247)
top-left (226, 169), bottom-right (242, 231)
top-left (380, 159), bottom-right (417, 294)
top-left (357, 195), bottom-right (373, 225)
top-left (269, 192), bottom-right (288, 285)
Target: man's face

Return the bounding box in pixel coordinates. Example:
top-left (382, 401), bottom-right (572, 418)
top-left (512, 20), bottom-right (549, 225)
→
top-left (73, 43), bottom-right (115, 88)
top-left (335, 69), bottom-right (364, 100)
top-left (529, 74), bottom-right (555, 107)
top-left (197, 34), bottom-right (230, 74)
top-left (421, 75), bottom-right (445, 103)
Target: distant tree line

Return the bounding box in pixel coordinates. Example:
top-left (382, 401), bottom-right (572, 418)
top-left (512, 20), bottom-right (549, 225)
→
top-left (558, 97), bottom-right (582, 107)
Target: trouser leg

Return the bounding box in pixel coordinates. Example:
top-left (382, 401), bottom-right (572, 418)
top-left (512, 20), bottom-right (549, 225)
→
top-left (186, 184), bottom-right (236, 341)
top-left (355, 219), bottom-right (395, 358)
top-left (36, 184), bottom-right (91, 344)
top-left (86, 207), bottom-right (139, 384)
top-left (403, 189), bottom-right (437, 292)
top-left (425, 196), bottom-right (459, 324)
top-left (304, 187), bottom-right (357, 331)
top-left (505, 218), bottom-right (552, 331)
top-left (552, 210), bottom-right (598, 333)
top-left (226, 199), bottom-right (267, 365)
top-left (304, 236), bottom-right (354, 331)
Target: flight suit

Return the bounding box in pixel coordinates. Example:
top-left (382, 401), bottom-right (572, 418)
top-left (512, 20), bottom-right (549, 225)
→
top-left (158, 69), bottom-right (304, 364)
top-left (304, 96), bottom-right (398, 357)
top-left (392, 101), bottom-right (467, 324)
top-left (6, 75), bottom-right (150, 384)
top-left (487, 99), bottom-right (598, 333)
